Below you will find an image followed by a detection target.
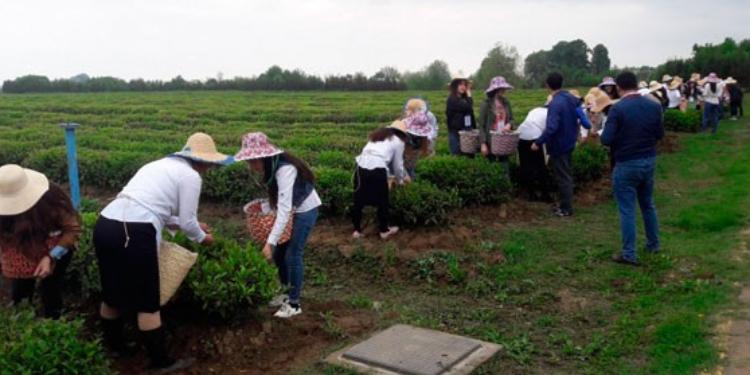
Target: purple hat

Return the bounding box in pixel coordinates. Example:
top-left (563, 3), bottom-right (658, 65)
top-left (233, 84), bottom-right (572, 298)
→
top-left (598, 76), bottom-right (616, 88)
top-left (485, 76), bottom-right (513, 94)
top-left (403, 112), bottom-right (432, 137)
top-left (706, 72), bottom-right (721, 83)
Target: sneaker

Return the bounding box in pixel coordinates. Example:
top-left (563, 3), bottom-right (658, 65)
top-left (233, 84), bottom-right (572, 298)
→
top-left (151, 357), bottom-right (196, 375)
top-left (274, 303), bottom-right (302, 319)
top-left (379, 226), bottom-right (399, 240)
top-left (553, 208), bottom-right (573, 217)
top-left (269, 294), bottom-right (289, 307)
top-left (352, 231), bottom-right (363, 239)
top-left (611, 254), bottom-right (639, 267)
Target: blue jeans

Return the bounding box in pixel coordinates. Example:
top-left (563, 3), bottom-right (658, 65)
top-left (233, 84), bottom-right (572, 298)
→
top-left (272, 208), bottom-right (318, 305)
top-left (613, 157), bottom-right (660, 262)
top-left (702, 102), bottom-right (721, 133)
top-left (448, 130), bottom-right (461, 155)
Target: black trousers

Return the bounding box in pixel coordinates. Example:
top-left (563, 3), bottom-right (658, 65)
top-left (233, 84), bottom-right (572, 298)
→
top-left (730, 101), bottom-right (743, 117)
top-left (351, 167), bottom-right (389, 233)
top-left (550, 152), bottom-right (574, 213)
top-left (517, 140), bottom-right (553, 196)
top-left (10, 251), bottom-right (72, 319)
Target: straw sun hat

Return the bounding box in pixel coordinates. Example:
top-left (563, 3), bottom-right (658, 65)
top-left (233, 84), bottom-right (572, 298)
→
top-left (173, 132), bottom-right (232, 165)
top-left (0, 164), bottom-right (50, 216)
top-left (669, 77), bottom-right (683, 90)
top-left (590, 92), bottom-right (614, 113)
top-left (725, 77), bottom-right (738, 85)
top-left (388, 120), bottom-right (408, 134)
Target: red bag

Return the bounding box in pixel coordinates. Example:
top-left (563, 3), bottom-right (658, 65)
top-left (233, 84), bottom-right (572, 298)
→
top-left (244, 199), bottom-right (293, 245)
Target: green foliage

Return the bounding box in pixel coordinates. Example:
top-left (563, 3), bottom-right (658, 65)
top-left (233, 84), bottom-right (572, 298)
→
top-left (315, 167), bottom-right (353, 216)
top-left (203, 162), bottom-right (265, 205)
top-left (316, 150), bottom-right (355, 170)
top-left (663, 109), bottom-right (701, 133)
top-left (178, 235), bottom-right (278, 319)
top-left (65, 213), bottom-right (102, 299)
top-left (0, 308), bottom-right (113, 375)
top-left (572, 142), bottom-right (609, 184)
top-left (416, 155), bottom-right (512, 205)
top-left (389, 181), bottom-right (461, 226)
top-left (591, 44), bottom-right (611, 75)
top-left (472, 43), bottom-right (524, 89)
top-left (655, 37), bottom-right (750, 86)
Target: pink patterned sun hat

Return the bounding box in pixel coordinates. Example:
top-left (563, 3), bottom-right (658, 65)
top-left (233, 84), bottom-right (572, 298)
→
top-left (403, 112), bottom-right (433, 137)
top-left (598, 76), bottom-right (616, 88)
top-left (234, 132), bottom-right (284, 161)
top-left (485, 76), bottom-right (514, 93)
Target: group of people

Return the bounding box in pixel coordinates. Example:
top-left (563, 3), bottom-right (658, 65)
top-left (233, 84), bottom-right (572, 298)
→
top-left (0, 68), bottom-right (741, 373)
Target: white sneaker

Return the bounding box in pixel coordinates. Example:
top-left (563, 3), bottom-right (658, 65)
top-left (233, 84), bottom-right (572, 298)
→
top-left (274, 303), bottom-right (302, 319)
top-left (352, 231), bottom-right (363, 239)
top-left (379, 226), bottom-right (399, 240)
top-left (269, 294), bottom-right (289, 307)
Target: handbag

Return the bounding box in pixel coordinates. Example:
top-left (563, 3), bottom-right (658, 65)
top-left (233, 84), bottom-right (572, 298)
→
top-left (158, 241), bottom-right (198, 306)
top-left (244, 199), bottom-right (293, 245)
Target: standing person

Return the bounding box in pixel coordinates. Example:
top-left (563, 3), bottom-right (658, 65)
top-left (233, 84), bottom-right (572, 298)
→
top-left (598, 76), bottom-right (620, 100)
top-left (478, 76), bottom-right (514, 162)
top-left (517, 105), bottom-right (553, 201)
top-left (402, 112), bottom-right (433, 179)
top-left (701, 73), bottom-right (724, 134)
top-left (94, 133), bottom-right (229, 373)
top-left (649, 81), bottom-right (669, 111)
top-left (685, 73), bottom-right (702, 108)
top-left (531, 72), bottom-right (581, 217)
top-left (569, 89), bottom-right (593, 140)
top-left (666, 77), bottom-right (683, 110)
top-left (445, 75), bottom-right (475, 155)
top-left (725, 77), bottom-right (744, 120)
top-left (351, 121), bottom-right (410, 240)
top-left (601, 72), bottom-right (664, 266)
top-left (637, 81), bottom-right (650, 96)
top-left (235, 132), bottom-right (321, 319)
top-left (0, 165), bottom-right (79, 320)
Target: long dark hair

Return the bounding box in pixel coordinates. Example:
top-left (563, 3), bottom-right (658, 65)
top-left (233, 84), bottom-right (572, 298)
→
top-left (262, 152), bottom-right (315, 208)
top-left (0, 184), bottom-right (78, 258)
top-left (449, 79), bottom-right (467, 97)
top-left (709, 82), bottom-right (717, 93)
top-left (369, 127), bottom-right (407, 143)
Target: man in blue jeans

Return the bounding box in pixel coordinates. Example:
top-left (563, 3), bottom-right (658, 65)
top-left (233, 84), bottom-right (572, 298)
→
top-left (601, 71), bottom-right (664, 266)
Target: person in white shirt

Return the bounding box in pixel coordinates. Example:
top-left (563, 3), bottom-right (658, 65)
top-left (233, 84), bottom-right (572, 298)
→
top-left (701, 73), bottom-right (725, 134)
top-left (234, 132), bottom-right (321, 319)
top-left (517, 105), bottom-right (554, 201)
top-left (352, 120), bottom-right (410, 240)
top-left (666, 77), bottom-right (683, 110)
top-left (94, 132), bottom-right (230, 373)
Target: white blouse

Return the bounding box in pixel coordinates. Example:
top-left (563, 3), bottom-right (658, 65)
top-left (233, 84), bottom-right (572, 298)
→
top-left (355, 136), bottom-right (406, 181)
top-left (517, 107), bottom-right (548, 141)
top-left (266, 165), bottom-right (321, 246)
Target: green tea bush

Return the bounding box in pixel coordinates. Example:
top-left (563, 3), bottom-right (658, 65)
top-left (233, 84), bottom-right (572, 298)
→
top-left (177, 234), bottom-right (278, 319)
top-left (203, 162), bottom-right (265, 205)
top-left (316, 150), bottom-right (355, 170)
top-left (572, 142), bottom-right (609, 183)
top-left (0, 308), bottom-right (113, 375)
top-left (390, 181), bottom-right (461, 226)
top-left (65, 213), bottom-right (102, 299)
top-left (416, 156), bottom-right (512, 205)
top-left (315, 167), bottom-right (353, 216)
top-left (663, 109), bottom-right (701, 133)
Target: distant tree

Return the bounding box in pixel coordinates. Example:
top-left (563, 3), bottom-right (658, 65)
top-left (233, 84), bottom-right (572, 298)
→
top-left (2, 75), bottom-right (52, 93)
top-left (523, 50), bottom-right (552, 88)
top-left (549, 39), bottom-right (590, 72)
top-left (403, 59), bottom-right (451, 90)
top-left (472, 43), bottom-right (523, 89)
top-left (70, 73), bottom-right (90, 84)
top-left (591, 44), bottom-right (611, 75)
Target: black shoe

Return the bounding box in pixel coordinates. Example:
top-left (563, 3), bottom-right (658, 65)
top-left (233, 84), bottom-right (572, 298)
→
top-left (150, 357), bottom-right (196, 375)
top-left (553, 208), bottom-right (573, 217)
top-left (612, 254), bottom-right (639, 266)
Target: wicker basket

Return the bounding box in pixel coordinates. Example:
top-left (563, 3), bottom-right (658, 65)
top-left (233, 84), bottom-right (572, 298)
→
top-left (244, 199), bottom-right (293, 245)
top-left (490, 131), bottom-right (520, 156)
top-left (158, 241), bottom-right (198, 306)
top-left (459, 130), bottom-right (480, 154)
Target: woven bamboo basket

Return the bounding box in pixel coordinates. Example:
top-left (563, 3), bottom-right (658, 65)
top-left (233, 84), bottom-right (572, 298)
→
top-left (459, 130), bottom-right (480, 154)
top-left (158, 241), bottom-right (198, 306)
top-left (490, 131), bottom-right (520, 156)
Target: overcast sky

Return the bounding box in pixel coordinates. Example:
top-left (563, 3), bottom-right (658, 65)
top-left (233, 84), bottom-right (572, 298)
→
top-left (1, 0), bottom-right (748, 83)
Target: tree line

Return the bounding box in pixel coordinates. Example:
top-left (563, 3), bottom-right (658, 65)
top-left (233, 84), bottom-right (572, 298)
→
top-left (2, 38), bottom-right (745, 94)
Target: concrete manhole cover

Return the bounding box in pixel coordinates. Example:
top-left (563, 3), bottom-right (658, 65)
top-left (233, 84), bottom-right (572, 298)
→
top-left (326, 324), bottom-right (502, 375)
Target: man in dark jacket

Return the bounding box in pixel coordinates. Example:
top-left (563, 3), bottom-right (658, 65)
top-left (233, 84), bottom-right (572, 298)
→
top-left (601, 71), bottom-right (664, 266)
top-left (445, 78), bottom-right (476, 156)
top-left (532, 72), bottom-right (580, 216)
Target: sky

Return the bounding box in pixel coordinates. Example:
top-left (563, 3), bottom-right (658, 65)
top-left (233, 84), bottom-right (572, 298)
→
top-left (1, 0), bottom-right (748, 83)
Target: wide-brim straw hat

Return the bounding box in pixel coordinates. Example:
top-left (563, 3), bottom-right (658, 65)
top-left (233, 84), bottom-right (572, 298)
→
top-left (569, 89), bottom-right (582, 98)
top-left (706, 72), bottom-right (721, 83)
top-left (448, 71), bottom-right (472, 86)
top-left (388, 120), bottom-right (408, 134)
top-left (649, 81), bottom-right (663, 92)
top-left (662, 74), bottom-right (673, 83)
top-left (403, 112), bottom-right (432, 137)
top-left (0, 164), bottom-right (50, 216)
top-left (591, 92), bottom-right (614, 113)
top-left (234, 132), bottom-right (284, 161)
top-left (173, 132), bottom-right (231, 165)
top-left (404, 98), bottom-right (428, 114)
top-left (485, 76), bottom-right (514, 93)
top-left (690, 73), bottom-right (701, 82)
top-left (669, 77), bottom-right (684, 90)
top-left (638, 81), bottom-right (648, 89)
top-left (725, 77), bottom-right (738, 84)
top-left (598, 76), bottom-right (616, 88)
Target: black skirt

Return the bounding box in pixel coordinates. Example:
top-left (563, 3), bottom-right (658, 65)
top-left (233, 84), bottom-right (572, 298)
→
top-left (94, 216), bottom-right (160, 313)
top-left (353, 166), bottom-right (388, 207)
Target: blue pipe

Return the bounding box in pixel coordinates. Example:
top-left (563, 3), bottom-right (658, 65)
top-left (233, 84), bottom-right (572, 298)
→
top-left (59, 122), bottom-right (81, 210)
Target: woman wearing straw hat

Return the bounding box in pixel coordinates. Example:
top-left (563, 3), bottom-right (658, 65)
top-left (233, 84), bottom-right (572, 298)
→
top-left (94, 132), bottom-right (230, 373)
top-left (684, 73), bottom-right (703, 109)
top-left (598, 76), bottom-right (620, 100)
top-left (402, 111), bottom-right (434, 179)
top-left (666, 77), bottom-right (683, 110)
top-left (351, 121), bottom-right (410, 241)
top-left (404, 97), bottom-right (439, 156)
top-left (701, 73), bottom-right (724, 133)
top-left (0, 165), bottom-right (80, 320)
top-left (445, 74), bottom-right (476, 156)
top-left (725, 77), bottom-right (744, 120)
top-left (478, 76), bottom-right (514, 162)
top-left (235, 132), bottom-right (320, 319)
top-left (649, 80), bottom-right (669, 110)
